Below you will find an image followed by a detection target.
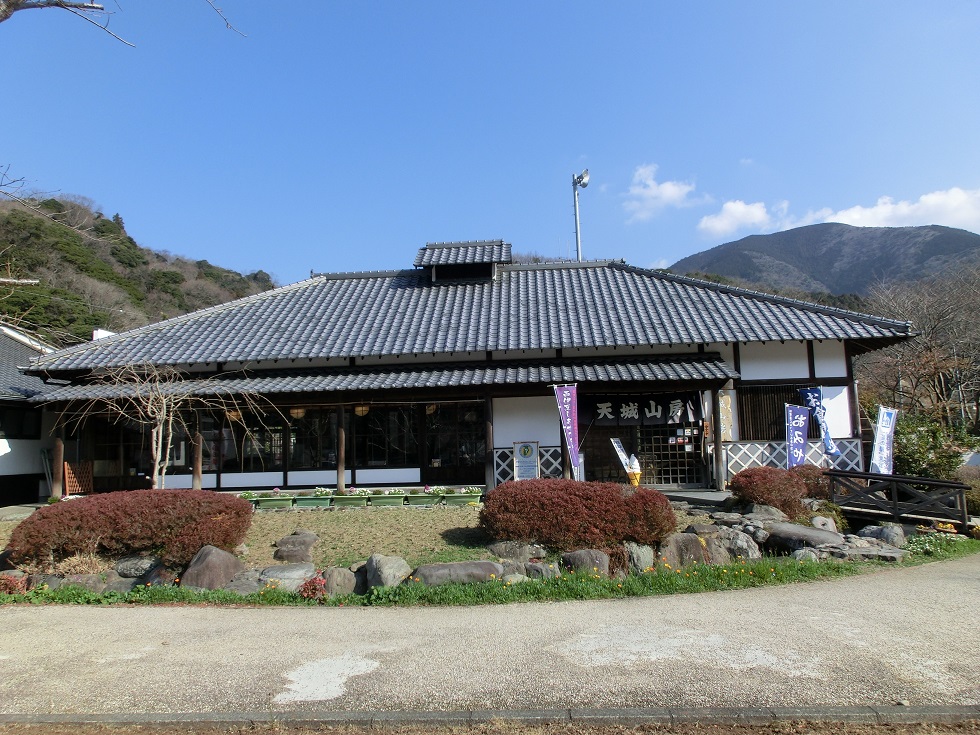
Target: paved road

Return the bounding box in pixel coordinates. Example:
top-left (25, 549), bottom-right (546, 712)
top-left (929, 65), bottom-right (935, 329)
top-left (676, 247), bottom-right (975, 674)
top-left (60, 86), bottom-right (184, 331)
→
top-left (0, 555), bottom-right (977, 717)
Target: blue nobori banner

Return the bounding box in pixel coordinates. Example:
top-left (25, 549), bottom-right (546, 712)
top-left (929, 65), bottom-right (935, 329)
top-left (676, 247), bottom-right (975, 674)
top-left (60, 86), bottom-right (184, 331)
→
top-left (799, 387), bottom-right (840, 457)
top-left (870, 406), bottom-right (899, 475)
top-left (785, 404), bottom-right (810, 468)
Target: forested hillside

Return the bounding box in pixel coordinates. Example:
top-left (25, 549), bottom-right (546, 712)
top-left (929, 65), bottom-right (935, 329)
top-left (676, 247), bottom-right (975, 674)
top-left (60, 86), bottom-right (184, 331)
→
top-left (670, 223), bottom-right (980, 296)
top-left (0, 197), bottom-right (274, 347)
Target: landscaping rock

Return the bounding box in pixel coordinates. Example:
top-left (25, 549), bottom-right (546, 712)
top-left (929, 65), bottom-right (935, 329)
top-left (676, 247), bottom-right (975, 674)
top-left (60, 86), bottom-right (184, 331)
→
top-left (625, 541), bottom-right (656, 574)
top-left (321, 567), bottom-right (356, 597)
top-left (709, 511), bottom-right (745, 526)
top-left (524, 561), bottom-right (561, 579)
top-left (115, 555), bottom-right (161, 579)
top-left (365, 553), bottom-right (412, 588)
top-left (259, 563), bottom-right (316, 592)
top-left (561, 549), bottom-right (610, 576)
top-left (63, 574), bottom-right (106, 593)
top-left (792, 548), bottom-right (822, 562)
top-left (350, 561), bottom-right (369, 595)
top-left (27, 574), bottom-right (63, 591)
top-left (223, 569), bottom-right (262, 596)
top-left (811, 516), bottom-right (838, 533)
top-left (742, 504), bottom-right (789, 522)
top-left (499, 559), bottom-right (525, 576)
top-left (857, 524), bottom-right (907, 548)
top-left (273, 531), bottom-right (319, 563)
top-left (764, 522), bottom-right (845, 551)
top-left (502, 573), bottom-right (530, 585)
top-left (181, 545), bottom-right (246, 591)
top-left (0, 549), bottom-right (15, 571)
top-left (412, 560), bottom-right (504, 586)
top-left (487, 541), bottom-right (548, 562)
top-left (141, 566), bottom-right (178, 587)
top-left (103, 570), bottom-right (139, 594)
top-left (657, 533), bottom-right (711, 568)
top-left (685, 524), bottom-right (762, 561)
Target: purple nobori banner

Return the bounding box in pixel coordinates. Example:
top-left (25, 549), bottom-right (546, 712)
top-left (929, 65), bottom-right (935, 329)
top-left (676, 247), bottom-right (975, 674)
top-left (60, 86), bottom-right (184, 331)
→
top-left (799, 387), bottom-right (840, 457)
top-left (785, 404), bottom-right (810, 468)
top-left (554, 384), bottom-right (581, 480)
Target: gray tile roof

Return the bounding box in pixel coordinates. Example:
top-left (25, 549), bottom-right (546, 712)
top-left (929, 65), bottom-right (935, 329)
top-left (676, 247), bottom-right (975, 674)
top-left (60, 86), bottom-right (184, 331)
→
top-left (414, 240), bottom-right (512, 267)
top-left (0, 326), bottom-right (51, 400)
top-left (27, 259), bottom-right (913, 375)
top-left (31, 354), bottom-right (739, 402)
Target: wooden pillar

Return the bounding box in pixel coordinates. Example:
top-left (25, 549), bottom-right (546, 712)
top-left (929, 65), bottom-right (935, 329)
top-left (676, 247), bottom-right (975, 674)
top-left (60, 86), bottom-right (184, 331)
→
top-left (484, 395), bottom-right (495, 489)
top-left (336, 404), bottom-right (347, 494)
top-left (51, 434), bottom-right (65, 500)
top-left (192, 432), bottom-right (203, 490)
top-left (712, 388), bottom-right (726, 491)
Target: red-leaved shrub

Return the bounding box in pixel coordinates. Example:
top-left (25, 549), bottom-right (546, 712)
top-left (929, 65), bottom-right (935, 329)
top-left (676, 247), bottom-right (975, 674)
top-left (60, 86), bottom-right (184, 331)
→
top-left (7, 490), bottom-right (253, 568)
top-left (479, 479), bottom-right (676, 550)
top-left (788, 464), bottom-right (831, 499)
top-left (0, 574), bottom-right (28, 595)
top-left (729, 466), bottom-right (806, 517)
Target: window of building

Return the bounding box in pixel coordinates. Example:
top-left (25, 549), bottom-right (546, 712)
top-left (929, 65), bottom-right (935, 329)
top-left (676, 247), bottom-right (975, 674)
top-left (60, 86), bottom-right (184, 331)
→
top-left (0, 407), bottom-right (41, 440)
top-left (736, 384), bottom-right (821, 441)
top-left (222, 414), bottom-right (284, 472)
top-left (289, 409), bottom-right (342, 470)
top-left (353, 405), bottom-right (419, 468)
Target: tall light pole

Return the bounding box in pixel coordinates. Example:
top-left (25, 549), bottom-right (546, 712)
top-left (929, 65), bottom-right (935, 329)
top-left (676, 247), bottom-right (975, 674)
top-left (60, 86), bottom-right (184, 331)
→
top-left (572, 169), bottom-right (589, 262)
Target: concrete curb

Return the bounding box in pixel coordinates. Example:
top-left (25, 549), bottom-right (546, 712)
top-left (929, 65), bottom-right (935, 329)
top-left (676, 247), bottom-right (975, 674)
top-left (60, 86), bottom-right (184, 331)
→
top-left (0, 705), bottom-right (978, 728)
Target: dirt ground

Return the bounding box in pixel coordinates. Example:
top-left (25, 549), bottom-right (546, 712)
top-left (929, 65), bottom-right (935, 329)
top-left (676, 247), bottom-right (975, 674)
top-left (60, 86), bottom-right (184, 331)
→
top-left (1, 720), bottom-right (978, 735)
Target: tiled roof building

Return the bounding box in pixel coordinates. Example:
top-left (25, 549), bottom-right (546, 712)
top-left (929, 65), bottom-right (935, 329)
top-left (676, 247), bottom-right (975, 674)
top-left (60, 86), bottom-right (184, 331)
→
top-left (28, 243), bottom-right (912, 492)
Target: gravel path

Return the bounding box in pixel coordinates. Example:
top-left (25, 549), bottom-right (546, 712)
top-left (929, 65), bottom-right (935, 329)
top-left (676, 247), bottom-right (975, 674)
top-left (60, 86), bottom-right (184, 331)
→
top-left (0, 555), bottom-right (977, 715)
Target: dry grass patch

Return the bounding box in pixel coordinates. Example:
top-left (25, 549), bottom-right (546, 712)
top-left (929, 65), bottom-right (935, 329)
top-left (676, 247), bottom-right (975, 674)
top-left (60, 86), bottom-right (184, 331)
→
top-left (243, 506), bottom-right (492, 569)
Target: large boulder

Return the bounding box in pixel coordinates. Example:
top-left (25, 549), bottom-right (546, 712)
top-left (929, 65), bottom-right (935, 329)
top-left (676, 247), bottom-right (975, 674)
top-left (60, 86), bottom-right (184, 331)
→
top-left (487, 541), bottom-right (548, 562)
top-left (524, 561), bottom-right (561, 579)
top-left (273, 531), bottom-right (319, 563)
top-left (624, 542), bottom-right (656, 575)
top-left (857, 524), bottom-right (907, 548)
top-left (223, 569), bottom-right (262, 596)
top-left (561, 549), bottom-right (610, 576)
top-left (365, 554), bottom-right (412, 589)
top-left (63, 574), bottom-right (106, 593)
top-left (764, 522), bottom-right (845, 552)
top-left (742, 504), bottom-right (789, 522)
top-left (684, 524), bottom-right (762, 562)
top-left (115, 555), bottom-right (161, 579)
top-left (181, 545), bottom-right (246, 591)
top-left (102, 570), bottom-right (139, 594)
top-left (412, 561), bottom-right (504, 586)
top-left (259, 563), bottom-right (316, 592)
top-left (321, 567), bottom-right (357, 596)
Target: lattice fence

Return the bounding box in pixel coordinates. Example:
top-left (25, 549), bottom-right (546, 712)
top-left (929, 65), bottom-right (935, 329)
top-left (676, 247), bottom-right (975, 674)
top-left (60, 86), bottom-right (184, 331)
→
top-left (722, 438), bottom-right (862, 481)
top-left (493, 446), bottom-right (562, 486)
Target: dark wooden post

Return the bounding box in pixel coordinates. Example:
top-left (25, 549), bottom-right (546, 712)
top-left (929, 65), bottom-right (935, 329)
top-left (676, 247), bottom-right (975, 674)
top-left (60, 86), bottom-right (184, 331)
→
top-left (51, 433), bottom-right (65, 500)
top-left (192, 432), bottom-right (203, 490)
top-left (336, 404), bottom-right (347, 494)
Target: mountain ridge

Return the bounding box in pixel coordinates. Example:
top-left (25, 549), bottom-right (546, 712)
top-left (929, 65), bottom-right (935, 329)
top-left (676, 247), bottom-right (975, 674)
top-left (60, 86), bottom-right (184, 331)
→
top-left (670, 223), bottom-right (980, 295)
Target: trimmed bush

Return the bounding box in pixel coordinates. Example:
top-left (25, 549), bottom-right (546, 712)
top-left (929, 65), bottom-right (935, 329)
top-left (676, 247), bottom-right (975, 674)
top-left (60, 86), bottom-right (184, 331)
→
top-left (729, 466), bottom-right (806, 518)
top-left (788, 464), bottom-right (831, 499)
top-left (7, 490), bottom-right (253, 569)
top-left (954, 465), bottom-right (980, 515)
top-left (479, 479), bottom-right (676, 551)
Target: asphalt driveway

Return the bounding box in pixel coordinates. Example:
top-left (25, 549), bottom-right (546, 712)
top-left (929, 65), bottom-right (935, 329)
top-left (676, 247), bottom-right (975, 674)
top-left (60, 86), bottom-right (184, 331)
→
top-left (0, 554), bottom-right (977, 716)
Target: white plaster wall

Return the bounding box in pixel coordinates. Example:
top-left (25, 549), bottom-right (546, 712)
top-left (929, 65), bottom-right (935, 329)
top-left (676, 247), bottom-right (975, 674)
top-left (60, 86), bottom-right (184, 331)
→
top-left (739, 341), bottom-right (809, 381)
top-left (492, 396), bottom-right (560, 448)
top-left (287, 470), bottom-right (351, 487)
top-left (355, 468), bottom-right (421, 484)
top-left (0, 439), bottom-right (44, 475)
top-left (813, 340), bottom-right (849, 378)
top-left (160, 474), bottom-right (218, 489)
top-left (219, 472), bottom-right (284, 488)
top-left (822, 385), bottom-right (853, 438)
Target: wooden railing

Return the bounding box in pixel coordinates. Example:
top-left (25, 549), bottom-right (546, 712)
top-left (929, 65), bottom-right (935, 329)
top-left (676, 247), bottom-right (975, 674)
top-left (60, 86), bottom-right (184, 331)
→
top-left (825, 469), bottom-right (970, 530)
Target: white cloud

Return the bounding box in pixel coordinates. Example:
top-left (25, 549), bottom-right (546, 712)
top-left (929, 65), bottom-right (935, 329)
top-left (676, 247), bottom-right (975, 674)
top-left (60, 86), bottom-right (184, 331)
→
top-left (695, 187), bottom-right (980, 239)
top-left (649, 258), bottom-right (670, 269)
top-left (822, 187), bottom-right (980, 230)
top-left (697, 200), bottom-right (771, 237)
top-left (623, 164), bottom-right (698, 223)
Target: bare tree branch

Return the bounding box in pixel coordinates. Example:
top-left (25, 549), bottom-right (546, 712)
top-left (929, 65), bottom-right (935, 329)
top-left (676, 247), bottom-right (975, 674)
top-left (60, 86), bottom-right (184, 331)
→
top-left (203, 0), bottom-right (244, 37)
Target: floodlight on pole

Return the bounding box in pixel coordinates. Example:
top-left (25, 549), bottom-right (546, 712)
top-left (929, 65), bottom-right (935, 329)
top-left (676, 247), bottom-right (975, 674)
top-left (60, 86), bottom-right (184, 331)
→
top-left (572, 169), bottom-right (589, 262)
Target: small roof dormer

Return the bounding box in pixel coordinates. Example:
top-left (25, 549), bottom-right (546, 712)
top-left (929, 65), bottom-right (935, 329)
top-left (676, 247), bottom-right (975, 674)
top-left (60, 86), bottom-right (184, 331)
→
top-left (414, 240), bottom-right (512, 282)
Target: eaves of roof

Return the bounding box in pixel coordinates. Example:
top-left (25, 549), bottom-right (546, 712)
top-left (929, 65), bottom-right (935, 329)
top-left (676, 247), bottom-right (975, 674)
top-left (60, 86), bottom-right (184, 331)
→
top-left (30, 354), bottom-right (739, 403)
top-left (26, 260), bottom-right (913, 375)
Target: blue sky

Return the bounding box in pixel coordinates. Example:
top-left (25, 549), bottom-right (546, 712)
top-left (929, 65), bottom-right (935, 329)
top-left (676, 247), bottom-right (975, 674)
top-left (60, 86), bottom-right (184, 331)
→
top-left (3, 2), bottom-right (980, 285)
